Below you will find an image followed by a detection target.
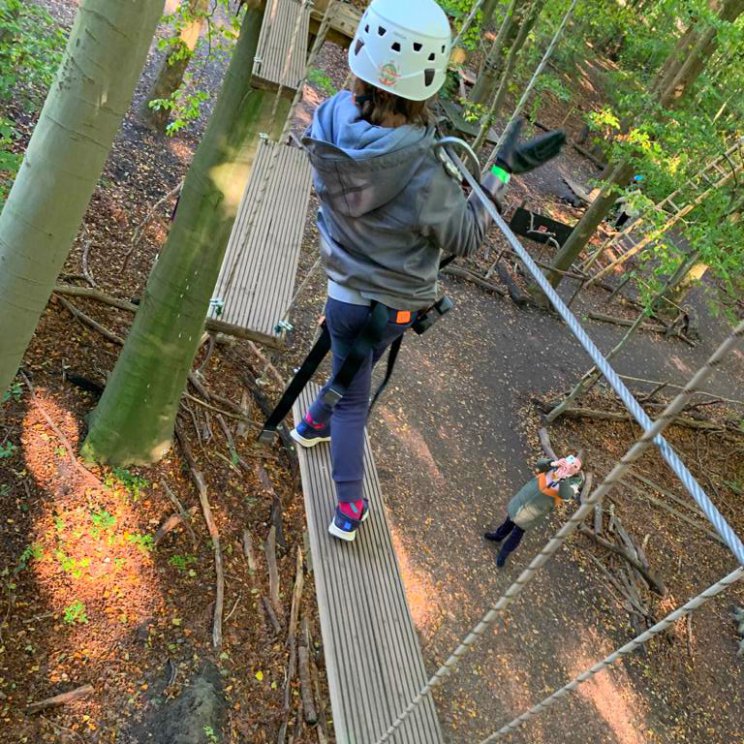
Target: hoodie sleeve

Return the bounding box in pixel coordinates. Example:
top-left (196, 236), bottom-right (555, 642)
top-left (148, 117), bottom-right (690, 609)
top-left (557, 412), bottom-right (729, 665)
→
top-left (417, 166), bottom-right (493, 258)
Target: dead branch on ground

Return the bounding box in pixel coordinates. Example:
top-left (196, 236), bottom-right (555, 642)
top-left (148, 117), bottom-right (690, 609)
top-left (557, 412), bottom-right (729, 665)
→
top-left (26, 684), bottom-right (94, 714)
top-left (175, 425), bottom-right (224, 649)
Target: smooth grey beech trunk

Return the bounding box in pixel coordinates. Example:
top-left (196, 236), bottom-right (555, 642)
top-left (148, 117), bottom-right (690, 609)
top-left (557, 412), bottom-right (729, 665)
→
top-left (0, 0), bottom-right (165, 397)
top-left (83, 2), bottom-right (288, 464)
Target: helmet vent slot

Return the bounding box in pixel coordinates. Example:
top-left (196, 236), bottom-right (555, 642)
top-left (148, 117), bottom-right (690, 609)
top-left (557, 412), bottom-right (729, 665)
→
top-left (413, 42), bottom-right (423, 52)
top-left (391, 41), bottom-right (401, 52)
top-left (441, 44), bottom-right (446, 53)
top-left (377, 25), bottom-right (387, 36)
top-left (424, 69), bottom-right (435, 87)
top-left (428, 52), bottom-right (435, 61)
top-left (354, 39), bottom-right (365, 56)
top-left (364, 24), bottom-right (369, 33)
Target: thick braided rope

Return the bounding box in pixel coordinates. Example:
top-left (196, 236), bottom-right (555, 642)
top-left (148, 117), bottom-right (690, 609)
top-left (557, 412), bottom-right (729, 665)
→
top-left (373, 157), bottom-right (744, 744)
top-left (481, 566), bottom-right (744, 742)
top-left (376, 317), bottom-right (744, 743)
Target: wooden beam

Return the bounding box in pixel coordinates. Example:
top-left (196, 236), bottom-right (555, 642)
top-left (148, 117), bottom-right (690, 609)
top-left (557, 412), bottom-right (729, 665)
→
top-left (310, 1), bottom-right (361, 47)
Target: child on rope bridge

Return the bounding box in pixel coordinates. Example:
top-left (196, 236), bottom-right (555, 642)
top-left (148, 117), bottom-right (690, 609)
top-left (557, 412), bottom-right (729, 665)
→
top-left (485, 455), bottom-right (584, 567)
top-left (291, 0), bottom-right (566, 542)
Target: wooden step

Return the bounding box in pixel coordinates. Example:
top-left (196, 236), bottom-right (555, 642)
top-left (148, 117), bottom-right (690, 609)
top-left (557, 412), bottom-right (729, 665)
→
top-left (210, 139), bottom-right (312, 338)
top-left (292, 385), bottom-right (444, 744)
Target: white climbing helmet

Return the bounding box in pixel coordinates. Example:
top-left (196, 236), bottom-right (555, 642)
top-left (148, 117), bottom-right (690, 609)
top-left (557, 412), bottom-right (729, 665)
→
top-left (348, 0), bottom-right (452, 102)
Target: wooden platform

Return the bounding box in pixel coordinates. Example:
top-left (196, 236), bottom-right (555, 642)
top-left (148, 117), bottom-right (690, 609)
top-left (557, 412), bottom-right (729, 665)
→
top-left (310, 0), bottom-right (362, 47)
top-left (293, 385), bottom-right (444, 744)
top-left (209, 140), bottom-right (312, 338)
top-left (253, 0), bottom-right (311, 92)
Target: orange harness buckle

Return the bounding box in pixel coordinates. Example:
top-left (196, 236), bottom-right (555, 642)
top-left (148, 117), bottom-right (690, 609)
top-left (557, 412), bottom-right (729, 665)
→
top-left (395, 310), bottom-right (412, 324)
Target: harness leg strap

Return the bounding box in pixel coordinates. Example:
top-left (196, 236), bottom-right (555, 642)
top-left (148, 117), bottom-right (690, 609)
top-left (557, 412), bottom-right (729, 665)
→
top-left (258, 324), bottom-right (332, 443)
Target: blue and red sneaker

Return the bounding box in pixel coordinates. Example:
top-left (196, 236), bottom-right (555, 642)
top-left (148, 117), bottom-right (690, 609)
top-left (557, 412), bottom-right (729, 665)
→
top-left (290, 414), bottom-right (331, 448)
top-left (328, 499), bottom-right (369, 542)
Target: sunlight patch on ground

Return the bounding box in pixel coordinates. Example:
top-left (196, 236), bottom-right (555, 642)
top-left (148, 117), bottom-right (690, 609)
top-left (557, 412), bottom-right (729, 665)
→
top-left (387, 519), bottom-right (444, 633)
top-left (669, 354), bottom-right (692, 376)
top-left (20, 390), bottom-right (165, 707)
top-left (563, 629), bottom-right (648, 744)
top-left (378, 407), bottom-right (446, 490)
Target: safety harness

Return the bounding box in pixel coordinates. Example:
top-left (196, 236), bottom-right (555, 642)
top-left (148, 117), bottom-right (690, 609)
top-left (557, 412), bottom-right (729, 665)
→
top-left (258, 291), bottom-right (453, 444)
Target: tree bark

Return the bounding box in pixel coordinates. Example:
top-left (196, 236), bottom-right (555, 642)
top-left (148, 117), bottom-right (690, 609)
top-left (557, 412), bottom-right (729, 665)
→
top-left (0, 0), bottom-right (165, 398)
top-left (141, 0), bottom-right (210, 132)
top-left (82, 5), bottom-right (288, 464)
top-left (470, 0), bottom-right (523, 105)
top-left (532, 159), bottom-right (634, 300)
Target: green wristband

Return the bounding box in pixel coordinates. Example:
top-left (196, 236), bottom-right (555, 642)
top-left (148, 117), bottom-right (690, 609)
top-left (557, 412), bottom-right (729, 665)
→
top-left (490, 164), bottom-right (511, 184)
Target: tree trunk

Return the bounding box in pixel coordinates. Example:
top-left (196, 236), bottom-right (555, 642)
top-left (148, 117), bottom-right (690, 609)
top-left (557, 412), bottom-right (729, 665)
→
top-left (482, 0), bottom-right (501, 24)
top-left (533, 159), bottom-right (634, 299)
top-left (141, 0), bottom-right (210, 132)
top-left (659, 0), bottom-right (744, 107)
top-left (470, 0), bottom-right (523, 105)
top-left (475, 0), bottom-right (547, 138)
top-left (82, 4), bottom-right (288, 465)
top-left (0, 0), bottom-right (164, 398)
top-left (536, 0), bottom-right (743, 296)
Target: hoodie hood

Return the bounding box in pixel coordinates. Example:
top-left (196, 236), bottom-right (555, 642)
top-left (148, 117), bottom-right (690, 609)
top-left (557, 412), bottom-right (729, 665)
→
top-left (302, 90), bottom-right (435, 217)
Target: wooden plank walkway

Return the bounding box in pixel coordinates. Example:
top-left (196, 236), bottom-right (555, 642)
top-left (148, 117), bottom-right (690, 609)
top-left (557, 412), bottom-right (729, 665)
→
top-left (210, 139), bottom-right (312, 338)
top-left (293, 385), bottom-right (444, 744)
top-left (253, 0), bottom-right (310, 92)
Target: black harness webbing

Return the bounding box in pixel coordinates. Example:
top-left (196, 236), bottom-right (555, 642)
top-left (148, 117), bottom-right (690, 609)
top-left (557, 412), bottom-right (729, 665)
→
top-left (257, 254), bottom-right (456, 444)
top-left (257, 303), bottom-right (396, 444)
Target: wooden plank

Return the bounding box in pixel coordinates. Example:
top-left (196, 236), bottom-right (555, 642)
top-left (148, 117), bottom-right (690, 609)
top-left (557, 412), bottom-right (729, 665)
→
top-left (253, 0), bottom-right (310, 92)
top-left (293, 385), bottom-right (444, 743)
top-left (210, 140), bottom-right (313, 338)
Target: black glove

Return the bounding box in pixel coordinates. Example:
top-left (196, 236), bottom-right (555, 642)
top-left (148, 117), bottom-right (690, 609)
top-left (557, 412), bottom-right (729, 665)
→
top-left (494, 119), bottom-right (566, 175)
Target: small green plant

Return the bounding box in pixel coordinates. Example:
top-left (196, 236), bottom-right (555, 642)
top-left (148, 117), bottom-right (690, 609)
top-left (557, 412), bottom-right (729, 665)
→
top-left (54, 549), bottom-right (91, 579)
top-left (204, 725), bottom-right (219, 744)
top-left (168, 553), bottom-right (197, 572)
top-left (106, 468), bottom-right (149, 501)
top-left (1, 380), bottom-right (22, 403)
top-left (307, 67), bottom-right (337, 97)
top-left (125, 532), bottom-right (154, 554)
top-left (17, 542), bottom-right (43, 571)
top-left (63, 600), bottom-right (88, 625)
top-left (89, 508), bottom-right (116, 540)
top-left (0, 441), bottom-right (17, 459)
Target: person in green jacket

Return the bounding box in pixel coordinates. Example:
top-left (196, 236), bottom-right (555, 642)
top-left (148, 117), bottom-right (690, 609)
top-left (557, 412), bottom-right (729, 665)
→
top-left (485, 455), bottom-right (584, 567)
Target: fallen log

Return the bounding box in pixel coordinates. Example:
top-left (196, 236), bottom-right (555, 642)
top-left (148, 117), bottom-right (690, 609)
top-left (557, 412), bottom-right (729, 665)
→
top-left (299, 617), bottom-right (317, 724)
top-left (559, 406), bottom-right (735, 435)
top-left (54, 283), bottom-right (283, 349)
top-left (175, 425), bottom-right (224, 649)
top-left (266, 526), bottom-right (284, 620)
top-left (496, 262), bottom-right (532, 307)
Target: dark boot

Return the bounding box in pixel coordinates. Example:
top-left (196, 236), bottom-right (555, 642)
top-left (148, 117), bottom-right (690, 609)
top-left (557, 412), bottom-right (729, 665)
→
top-left (484, 516), bottom-right (515, 544)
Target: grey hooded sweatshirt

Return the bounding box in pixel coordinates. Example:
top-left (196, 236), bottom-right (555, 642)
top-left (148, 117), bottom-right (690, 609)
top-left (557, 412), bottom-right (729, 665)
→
top-left (302, 91), bottom-right (493, 310)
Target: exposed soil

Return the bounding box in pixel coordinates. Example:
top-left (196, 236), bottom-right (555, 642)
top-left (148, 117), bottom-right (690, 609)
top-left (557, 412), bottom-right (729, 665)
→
top-left (2, 3), bottom-right (744, 744)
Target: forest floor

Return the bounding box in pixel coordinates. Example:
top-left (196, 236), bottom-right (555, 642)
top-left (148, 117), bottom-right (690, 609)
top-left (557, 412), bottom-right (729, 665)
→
top-left (2, 3), bottom-right (744, 744)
